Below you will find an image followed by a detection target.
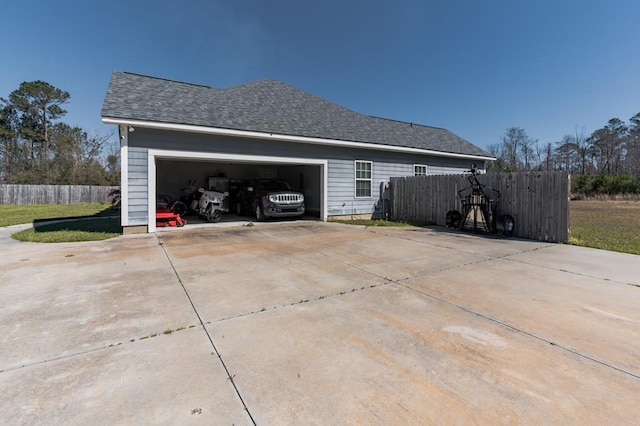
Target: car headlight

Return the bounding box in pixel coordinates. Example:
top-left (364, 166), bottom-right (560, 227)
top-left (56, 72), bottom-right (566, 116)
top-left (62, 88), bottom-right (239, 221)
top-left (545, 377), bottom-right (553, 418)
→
top-left (268, 194), bottom-right (277, 202)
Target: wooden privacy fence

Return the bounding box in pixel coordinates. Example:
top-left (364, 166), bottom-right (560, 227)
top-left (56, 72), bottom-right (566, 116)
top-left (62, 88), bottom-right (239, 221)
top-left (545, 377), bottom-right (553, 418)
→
top-left (0, 185), bottom-right (117, 205)
top-left (389, 171), bottom-right (570, 243)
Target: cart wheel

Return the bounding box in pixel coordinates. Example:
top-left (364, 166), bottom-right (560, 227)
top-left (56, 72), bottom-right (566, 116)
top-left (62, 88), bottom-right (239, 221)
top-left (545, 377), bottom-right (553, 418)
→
top-left (496, 214), bottom-right (515, 236)
top-left (446, 210), bottom-right (462, 229)
top-left (205, 205), bottom-right (222, 223)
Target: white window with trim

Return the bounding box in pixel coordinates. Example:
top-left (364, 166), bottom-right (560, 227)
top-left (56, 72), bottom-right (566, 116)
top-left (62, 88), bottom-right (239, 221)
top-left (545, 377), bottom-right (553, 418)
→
top-left (355, 160), bottom-right (372, 198)
top-left (414, 164), bottom-right (427, 176)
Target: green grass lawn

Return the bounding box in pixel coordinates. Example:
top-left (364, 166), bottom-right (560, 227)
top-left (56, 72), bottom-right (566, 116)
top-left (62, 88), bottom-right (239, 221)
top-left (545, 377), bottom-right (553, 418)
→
top-left (569, 200), bottom-right (640, 255)
top-left (0, 203), bottom-right (114, 227)
top-left (0, 203), bottom-right (121, 243)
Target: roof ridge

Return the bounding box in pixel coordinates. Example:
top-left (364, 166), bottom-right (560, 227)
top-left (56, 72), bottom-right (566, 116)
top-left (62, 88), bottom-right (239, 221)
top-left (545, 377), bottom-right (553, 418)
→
top-left (368, 115), bottom-right (446, 131)
top-left (224, 78), bottom-right (366, 117)
top-left (120, 71), bottom-right (216, 90)
top-left (224, 77), bottom-right (280, 88)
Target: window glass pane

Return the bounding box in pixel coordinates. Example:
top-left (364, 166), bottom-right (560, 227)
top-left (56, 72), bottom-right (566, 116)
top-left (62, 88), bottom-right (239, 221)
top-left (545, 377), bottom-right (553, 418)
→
top-left (355, 161), bottom-right (372, 197)
top-left (414, 165), bottom-right (427, 176)
top-left (356, 161), bottom-right (371, 179)
top-left (355, 180), bottom-right (371, 197)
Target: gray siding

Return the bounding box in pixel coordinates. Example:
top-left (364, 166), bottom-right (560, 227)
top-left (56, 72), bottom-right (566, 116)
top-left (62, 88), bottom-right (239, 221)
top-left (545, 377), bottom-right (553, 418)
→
top-left (128, 147), bottom-right (148, 225)
top-left (125, 127), bottom-right (481, 224)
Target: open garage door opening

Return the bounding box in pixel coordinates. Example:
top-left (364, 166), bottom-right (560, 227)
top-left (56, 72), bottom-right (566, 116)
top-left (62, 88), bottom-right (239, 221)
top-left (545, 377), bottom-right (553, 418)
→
top-left (154, 157), bottom-right (324, 227)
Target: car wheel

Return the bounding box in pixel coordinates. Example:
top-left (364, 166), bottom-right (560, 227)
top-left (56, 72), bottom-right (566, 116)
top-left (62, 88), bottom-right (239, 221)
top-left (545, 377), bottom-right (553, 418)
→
top-left (255, 204), bottom-right (265, 221)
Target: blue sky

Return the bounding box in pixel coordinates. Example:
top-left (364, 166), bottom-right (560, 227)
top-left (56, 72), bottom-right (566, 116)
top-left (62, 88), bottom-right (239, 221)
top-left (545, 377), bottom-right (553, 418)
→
top-left (2, 0), bottom-right (639, 152)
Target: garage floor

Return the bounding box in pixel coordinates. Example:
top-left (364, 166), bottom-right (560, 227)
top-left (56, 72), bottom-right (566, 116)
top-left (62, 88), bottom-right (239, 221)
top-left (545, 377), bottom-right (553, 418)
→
top-left (1, 222), bottom-right (639, 424)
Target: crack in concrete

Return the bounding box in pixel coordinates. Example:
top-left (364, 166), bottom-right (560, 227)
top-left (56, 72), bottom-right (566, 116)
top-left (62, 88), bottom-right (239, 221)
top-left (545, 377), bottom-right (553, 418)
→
top-left (207, 282), bottom-right (389, 325)
top-left (0, 325), bottom-right (199, 373)
top-left (0, 345), bottom-right (110, 374)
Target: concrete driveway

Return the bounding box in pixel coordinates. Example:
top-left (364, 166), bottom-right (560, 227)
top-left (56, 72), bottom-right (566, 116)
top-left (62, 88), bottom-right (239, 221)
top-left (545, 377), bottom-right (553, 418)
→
top-left (1, 221), bottom-right (639, 424)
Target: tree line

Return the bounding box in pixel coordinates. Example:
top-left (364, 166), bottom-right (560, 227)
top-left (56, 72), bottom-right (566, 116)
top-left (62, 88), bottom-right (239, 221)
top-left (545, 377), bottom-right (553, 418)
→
top-left (487, 113), bottom-right (640, 194)
top-left (0, 81), bottom-right (119, 185)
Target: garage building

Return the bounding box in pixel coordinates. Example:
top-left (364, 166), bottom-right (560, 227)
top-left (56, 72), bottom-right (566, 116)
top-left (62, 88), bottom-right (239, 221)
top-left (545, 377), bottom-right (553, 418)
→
top-left (101, 72), bottom-right (493, 233)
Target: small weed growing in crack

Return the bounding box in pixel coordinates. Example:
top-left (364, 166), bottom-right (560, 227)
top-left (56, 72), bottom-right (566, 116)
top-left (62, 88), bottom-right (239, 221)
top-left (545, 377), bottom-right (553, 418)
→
top-left (191, 408), bottom-right (202, 415)
top-left (319, 295), bottom-right (326, 299)
top-left (140, 336), bottom-right (149, 340)
top-left (130, 339), bottom-right (135, 342)
top-left (163, 328), bottom-right (174, 335)
top-left (65, 254), bottom-right (74, 258)
top-left (189, 324), bottom-right (196, 328)
top-left (260, 307), bottom-right (266, 312)
top-left (175, 326), bottom-right (186, 331)
top-left (149, 333), bottom-right (157, 338)
top-left (338, 291), bottom-right (346, 295)
top-left (246, 221), bottom-right (255, 227)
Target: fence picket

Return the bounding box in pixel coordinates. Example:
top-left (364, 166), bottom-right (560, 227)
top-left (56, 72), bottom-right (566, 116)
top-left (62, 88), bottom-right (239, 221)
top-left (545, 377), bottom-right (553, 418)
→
top-left (389, 172), bottom-right (569, 243)
top-left (0, 185), bottom-right (116, 205)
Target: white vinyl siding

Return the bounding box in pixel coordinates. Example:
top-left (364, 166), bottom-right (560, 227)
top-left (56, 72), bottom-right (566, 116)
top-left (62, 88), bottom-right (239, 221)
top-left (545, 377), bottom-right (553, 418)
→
top-left (355, 161), bottom-right (372, 198)
top-left (414, 164), bottom-right (427, 176)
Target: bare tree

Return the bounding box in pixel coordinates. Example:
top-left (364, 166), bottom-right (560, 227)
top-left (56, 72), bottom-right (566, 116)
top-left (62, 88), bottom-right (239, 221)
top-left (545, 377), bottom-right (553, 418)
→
top-left (490, 127), bottom-right (539, 172)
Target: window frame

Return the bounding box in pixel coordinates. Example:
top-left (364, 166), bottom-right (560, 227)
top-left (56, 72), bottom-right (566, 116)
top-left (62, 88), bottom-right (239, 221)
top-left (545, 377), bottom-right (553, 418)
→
top-left (354, 160), bottom-right (373, 198)
top-left (413, 164), bottom-right (428, 176)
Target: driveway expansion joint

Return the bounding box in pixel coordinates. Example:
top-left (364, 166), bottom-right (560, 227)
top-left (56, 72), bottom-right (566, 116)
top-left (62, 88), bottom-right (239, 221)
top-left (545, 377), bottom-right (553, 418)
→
top-left (156, 234), bottom-right (257, 426)
top-left (399, 281), bottom-right (640, 381)
top-left (499, 245), bottom-right (639, 287)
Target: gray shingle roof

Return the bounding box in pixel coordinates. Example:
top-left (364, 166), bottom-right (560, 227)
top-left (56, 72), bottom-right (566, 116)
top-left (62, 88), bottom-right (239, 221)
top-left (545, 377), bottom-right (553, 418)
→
top-left (101, 71), bottom-right (491, 158)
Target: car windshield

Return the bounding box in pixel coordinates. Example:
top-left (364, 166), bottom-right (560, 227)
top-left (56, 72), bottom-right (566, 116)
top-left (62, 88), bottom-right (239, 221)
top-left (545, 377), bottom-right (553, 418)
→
top-left (255, 180), bottom-right (292, 191)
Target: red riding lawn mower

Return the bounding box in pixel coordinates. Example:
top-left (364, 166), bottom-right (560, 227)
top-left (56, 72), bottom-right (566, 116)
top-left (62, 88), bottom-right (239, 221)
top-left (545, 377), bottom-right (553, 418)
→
top-left (445, 164), bottom-right (515, 236)
top-left (156, 194), bottom-right (188, 228)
